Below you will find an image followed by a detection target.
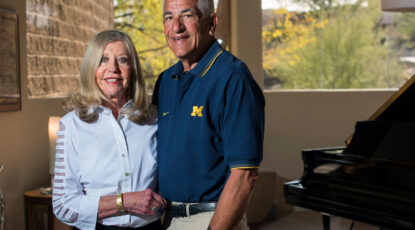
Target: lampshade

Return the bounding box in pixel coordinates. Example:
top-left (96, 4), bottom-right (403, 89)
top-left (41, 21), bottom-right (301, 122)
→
top-left (48, 116), bottom-right (61, 174)
top-left (381, 0), bottom-right (415, 12)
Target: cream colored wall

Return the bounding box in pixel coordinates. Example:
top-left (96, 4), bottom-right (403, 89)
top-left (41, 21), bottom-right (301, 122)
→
top-left (230, 0), bottom-right (397, 215)
top-left (262, 90), bottom-right (394, 179)
top-left (0, 0), bottom-right (65, 229)
top-left (262, 90), bottom-right (394, 180)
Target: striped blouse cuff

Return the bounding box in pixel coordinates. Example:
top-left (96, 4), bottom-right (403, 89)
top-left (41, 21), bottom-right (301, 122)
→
top-left (78, 195), bottom-right (101, 230)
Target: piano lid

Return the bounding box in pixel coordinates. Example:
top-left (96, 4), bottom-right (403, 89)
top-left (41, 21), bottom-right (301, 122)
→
top-left (368, 75), bottom-right (415, 122)
top-left (346, 75), bottom-right (415, 145)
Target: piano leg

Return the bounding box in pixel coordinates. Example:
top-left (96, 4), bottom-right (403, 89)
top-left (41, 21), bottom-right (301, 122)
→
top-left (322, 213), bottom-right (330, 230)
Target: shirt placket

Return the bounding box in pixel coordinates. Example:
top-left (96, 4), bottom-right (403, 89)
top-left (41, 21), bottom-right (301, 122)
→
top-left (110, 115), bottom-right (132, 224)
top-left (176, 72), bottom-right (194, 108)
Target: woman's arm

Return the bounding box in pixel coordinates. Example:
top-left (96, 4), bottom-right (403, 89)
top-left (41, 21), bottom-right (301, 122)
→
top-left (98, 189), bottom-right (165, 219)
top-left (53, 118), bottom-right (165, 228)
top-left (52, 121), bottom-right (101, 229)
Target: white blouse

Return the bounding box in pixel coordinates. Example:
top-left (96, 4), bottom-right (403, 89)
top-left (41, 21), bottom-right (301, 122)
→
top-left (52, 102), bottom-right (159, 229)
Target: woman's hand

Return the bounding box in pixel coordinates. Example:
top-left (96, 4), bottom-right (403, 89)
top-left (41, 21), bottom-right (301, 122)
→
top-left (123, 189), bottom-right (166, 215)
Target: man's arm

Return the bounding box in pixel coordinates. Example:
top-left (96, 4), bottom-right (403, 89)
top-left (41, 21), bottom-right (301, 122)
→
top-left (209, 168), bottom-right (259, 230)
top-left (209, 63), bottom-right (264, 229)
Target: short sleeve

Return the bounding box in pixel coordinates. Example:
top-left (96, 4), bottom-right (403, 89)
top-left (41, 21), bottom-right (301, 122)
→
top-left (222, 64), bottom-right (265, 169)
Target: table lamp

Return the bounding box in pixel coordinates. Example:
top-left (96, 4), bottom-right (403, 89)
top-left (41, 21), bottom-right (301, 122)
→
top-left (46, 116), bottom-right (61, 193)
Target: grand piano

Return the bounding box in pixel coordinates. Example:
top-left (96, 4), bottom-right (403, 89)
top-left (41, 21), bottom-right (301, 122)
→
top-left (284, 75), bottom-right (415, 230)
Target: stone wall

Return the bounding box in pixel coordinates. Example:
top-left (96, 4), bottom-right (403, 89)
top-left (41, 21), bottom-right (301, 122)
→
top-left (26, 0), bottom-right (113, 97)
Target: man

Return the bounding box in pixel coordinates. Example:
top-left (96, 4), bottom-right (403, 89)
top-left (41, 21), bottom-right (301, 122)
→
top-left (152, 0), bottom-right (265, 229)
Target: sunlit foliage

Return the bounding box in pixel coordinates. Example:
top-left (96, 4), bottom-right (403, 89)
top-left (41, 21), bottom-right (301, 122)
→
top-left (114, 0), bottom-right (176, 90)
top-left (263, 0), bottom-right (414, 89)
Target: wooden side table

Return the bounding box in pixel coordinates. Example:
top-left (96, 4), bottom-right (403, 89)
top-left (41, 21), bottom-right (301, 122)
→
top-left (24, 188), bottom-right (72, 230)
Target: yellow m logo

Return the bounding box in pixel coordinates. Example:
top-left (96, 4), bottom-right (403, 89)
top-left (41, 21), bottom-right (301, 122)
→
top-left (191, 106), bottom-right (203, 117)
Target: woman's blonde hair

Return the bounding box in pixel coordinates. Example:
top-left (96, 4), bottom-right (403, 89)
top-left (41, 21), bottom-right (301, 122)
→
top-left (65, 30), bottom-right (149, 123)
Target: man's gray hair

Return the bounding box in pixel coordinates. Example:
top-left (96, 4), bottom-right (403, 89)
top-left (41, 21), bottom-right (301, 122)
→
top-left (162, 0), bottom-right (215, 18)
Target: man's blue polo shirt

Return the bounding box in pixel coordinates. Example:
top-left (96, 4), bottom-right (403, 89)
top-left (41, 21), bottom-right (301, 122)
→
top-left (152, 40), bottom-right (265, 202)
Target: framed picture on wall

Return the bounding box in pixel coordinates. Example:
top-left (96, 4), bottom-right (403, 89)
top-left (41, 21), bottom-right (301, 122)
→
top-left (0, 8), bottom-right (21, 111)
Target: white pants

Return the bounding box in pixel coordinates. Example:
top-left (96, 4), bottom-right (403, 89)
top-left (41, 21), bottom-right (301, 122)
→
top-left (165, 211), bottom-right (249, 230)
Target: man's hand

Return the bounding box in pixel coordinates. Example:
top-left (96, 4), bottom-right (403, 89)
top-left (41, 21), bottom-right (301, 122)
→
top-left (209, 168), bottom-right (259, 230)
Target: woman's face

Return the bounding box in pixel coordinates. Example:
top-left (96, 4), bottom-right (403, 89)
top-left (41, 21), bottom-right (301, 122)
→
top-left (95, 41), bottom-right (131, 103)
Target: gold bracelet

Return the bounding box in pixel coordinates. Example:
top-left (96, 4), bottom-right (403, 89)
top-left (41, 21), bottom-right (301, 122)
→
top-left (116, 193), bottom-right (124, 212)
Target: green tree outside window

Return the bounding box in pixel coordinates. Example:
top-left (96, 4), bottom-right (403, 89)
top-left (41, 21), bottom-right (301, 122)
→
top-left (263, 0), bottom-right (415, 89)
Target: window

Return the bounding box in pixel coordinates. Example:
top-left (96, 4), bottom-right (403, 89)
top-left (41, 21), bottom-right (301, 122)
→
top-left (262, 0), bottom-right (415, 90)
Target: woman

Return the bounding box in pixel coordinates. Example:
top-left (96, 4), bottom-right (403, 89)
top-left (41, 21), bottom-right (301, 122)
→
top-left (52, 30), bottom-right (165, 230)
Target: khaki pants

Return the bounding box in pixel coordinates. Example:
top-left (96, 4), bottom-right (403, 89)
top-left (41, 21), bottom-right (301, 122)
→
top-left (165, 211), bottom-right (249, 230)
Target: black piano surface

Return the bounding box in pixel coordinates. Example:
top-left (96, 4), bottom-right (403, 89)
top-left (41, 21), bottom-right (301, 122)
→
top-left (284, 76), bottom-right (415, 230)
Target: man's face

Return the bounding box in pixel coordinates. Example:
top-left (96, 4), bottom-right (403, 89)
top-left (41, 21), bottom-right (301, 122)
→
top-left (163, 0), bottom-right (214, 63)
